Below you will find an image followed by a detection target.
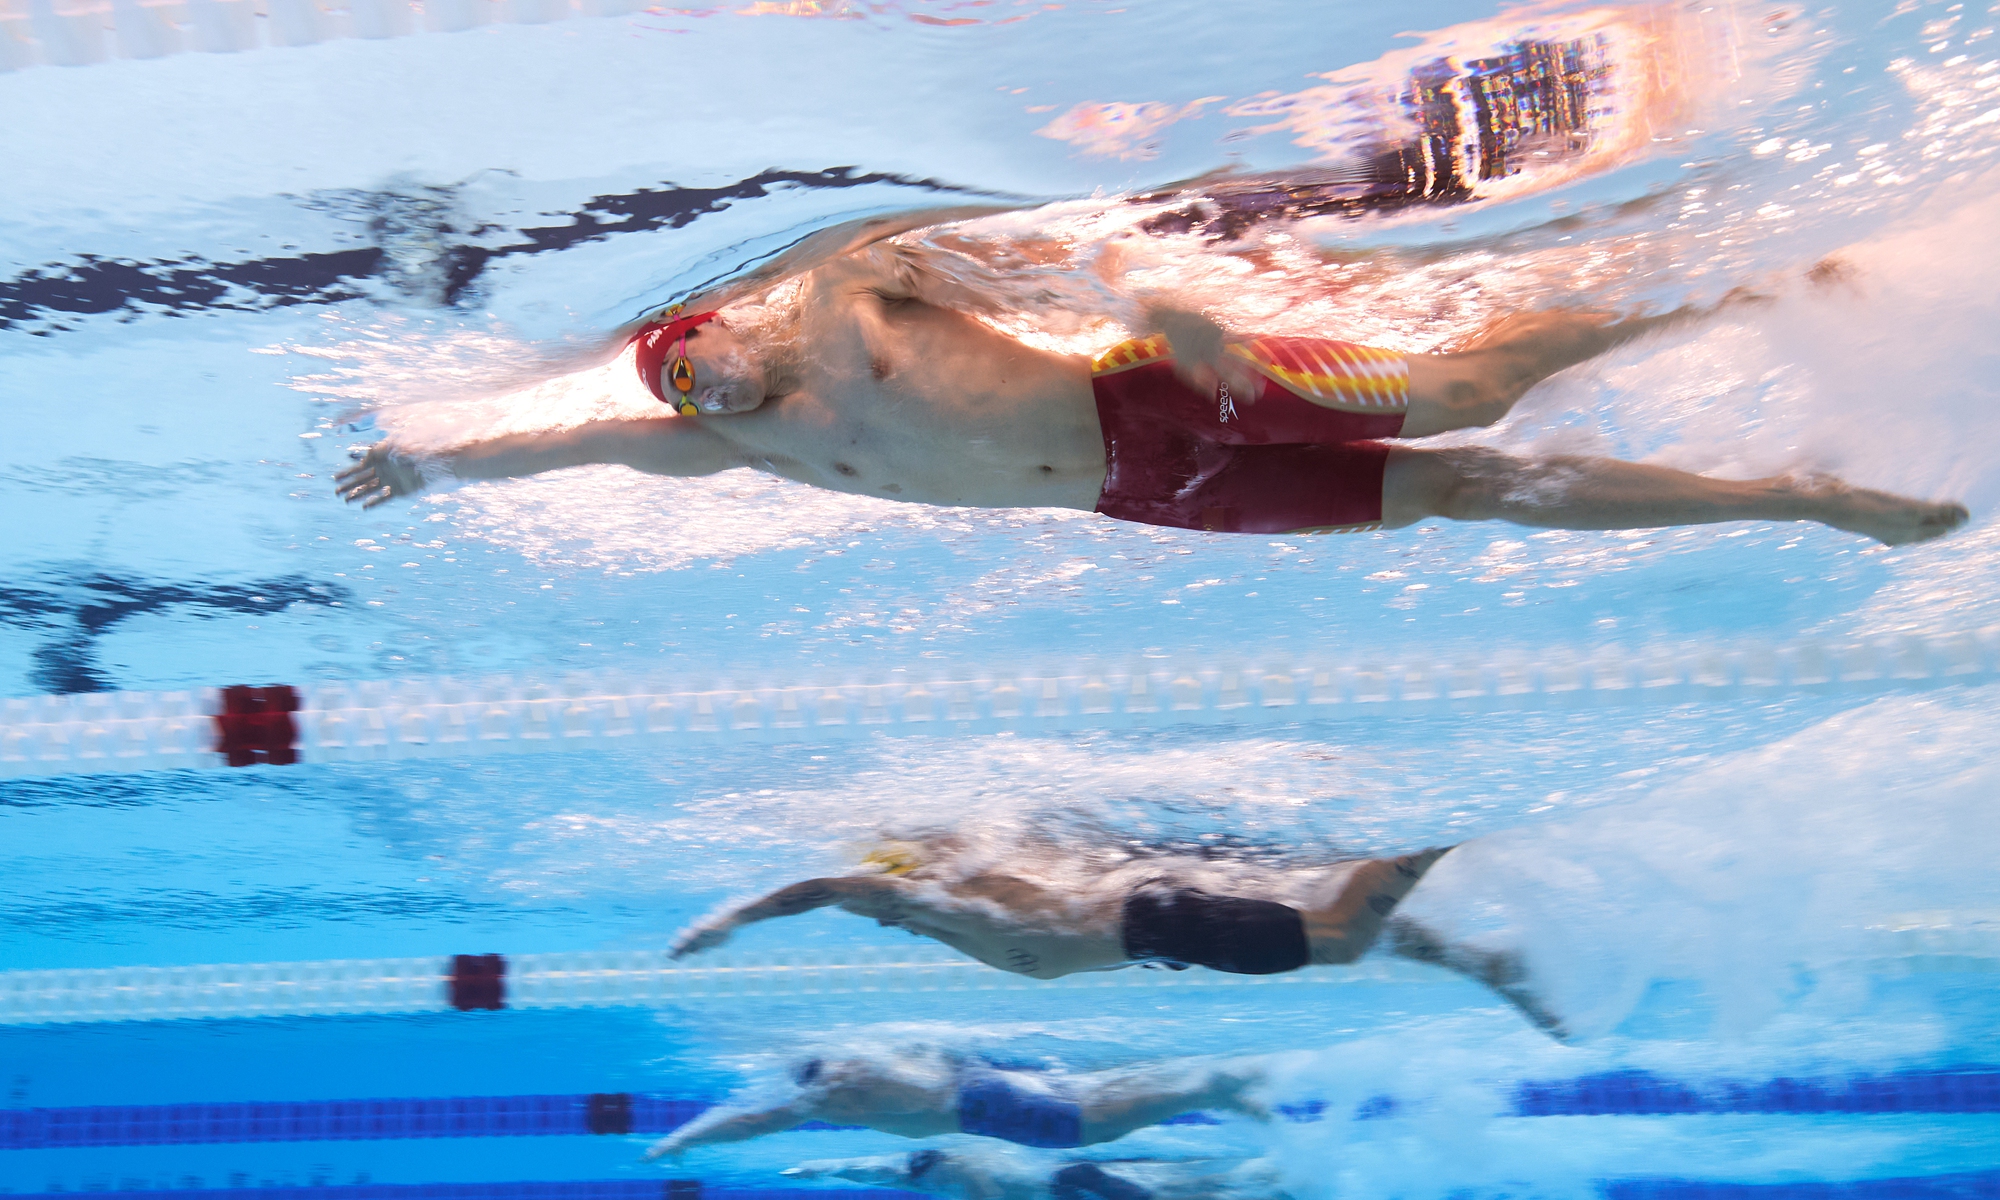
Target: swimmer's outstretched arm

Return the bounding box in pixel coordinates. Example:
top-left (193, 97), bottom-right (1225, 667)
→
top-left (670, 876), bottom-right (905, 959)
top-left (641, 1098), bottom-right (817, 1161)
top-left (335, 418), bottom-right (740, 508)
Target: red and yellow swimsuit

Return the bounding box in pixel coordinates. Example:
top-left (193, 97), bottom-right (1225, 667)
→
top-left (1089, 335), bottom-right (1410, 534)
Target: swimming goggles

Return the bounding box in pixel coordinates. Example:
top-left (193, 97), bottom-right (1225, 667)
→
top-left (666, 331), bottom-right (699, 416)
top-left (632, 305), bottom-right (719, 416)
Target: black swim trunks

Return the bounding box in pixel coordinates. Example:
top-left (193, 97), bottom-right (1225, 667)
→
top-left (1120, 886), bottom-right (1311, 975)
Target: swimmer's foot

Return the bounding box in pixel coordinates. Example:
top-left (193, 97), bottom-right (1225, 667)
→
top-left (1788, 473), bottom-right (1969, 546)
top-left (1387, 918), bottom-right (1570, 1042)
top-left (1473, 949), bottom-right (1572, 1043)
top-left (1206, 1065), bottom-right (1274, 1122)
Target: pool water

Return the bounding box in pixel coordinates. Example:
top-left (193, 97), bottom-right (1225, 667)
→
top-left (4, 0), bottom-right (2000, 1193)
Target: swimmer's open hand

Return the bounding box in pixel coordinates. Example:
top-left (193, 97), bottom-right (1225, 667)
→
top-left (335, 442), bottom-right (427, 509)
top-left (669, 918), bottom-right (736, 959)
top-left (1140, 303), bottom-right (1261, 399)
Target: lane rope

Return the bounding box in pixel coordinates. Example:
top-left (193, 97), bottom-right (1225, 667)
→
top-left (4, 627), bottom-right (1997, 780)
top-left (0, 947), bottom-right (1454, 1026)
top-left (3, 925), bottom-right (1994, 1027)
top-left (0, 0), bottom-right (646, 74)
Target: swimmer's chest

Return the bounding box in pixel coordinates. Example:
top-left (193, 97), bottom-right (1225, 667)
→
top-left (836, 301), bottom-right (1093, 433)
top-left (725, 305), bottom-right (1101, 504)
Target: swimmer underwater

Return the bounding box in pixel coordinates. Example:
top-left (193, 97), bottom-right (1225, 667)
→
top-left (335, 209), bottom-right (1968, 545)
top-left (668, 838), bottom-right (1564, 1038)
top-left (643, 1045), bottom-right (1267, 1160)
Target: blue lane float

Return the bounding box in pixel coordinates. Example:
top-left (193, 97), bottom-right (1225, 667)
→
top-left (1514, 1068), bottom-right (2000, 1117)
top-left (1602, 1175), bottom-right (2000, 1200)
top-left (6, 1069), bottom-right (1997, 1152)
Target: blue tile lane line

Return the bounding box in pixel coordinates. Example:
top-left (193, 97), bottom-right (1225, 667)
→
top-left (2, 1174), bottom-right (1998, 1200)
top-left (3, 1069), bottom-right (1997, 1151)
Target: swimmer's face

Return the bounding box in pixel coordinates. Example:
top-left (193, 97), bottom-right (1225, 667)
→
top-left (791, 1056), bottom-right (878, 1090)
top-left (677, 322), bottom-right (768, 415)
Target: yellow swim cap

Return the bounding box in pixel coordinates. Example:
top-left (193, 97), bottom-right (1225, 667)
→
top-left (861, 843), bottom-right (924, 876)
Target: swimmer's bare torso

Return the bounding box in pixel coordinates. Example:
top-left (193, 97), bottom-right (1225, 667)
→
top-left (682, 254), bottom-right (1107, 510)
top-left (670, 845), bottom-right (1448, 981)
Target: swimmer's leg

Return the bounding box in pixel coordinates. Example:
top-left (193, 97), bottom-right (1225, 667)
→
top-left (1301, 847), bottom-right (1453, 966)
top-left (1077, 1061), bottom-right (1271, 1144)
top-left (1387, 916), bottom-right (1570, 1041)
top-left (1399, 309), bottom-right (1699, 439)
top-left (1380, 447), bottom-right (1969, 546)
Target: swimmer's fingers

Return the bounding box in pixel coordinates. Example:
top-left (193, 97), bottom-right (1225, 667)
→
top-left (335, 446), bottom-right (392, 501)
top-left (1166, 354), bottom-right (1260, 403)
top-left (1140, 303), bottom-right (1261, 398)
top-left (335, 468), bottom-right (402, 509)
top-left (1172, 359), bottom-right (1222, 394)
top-left (669, 921), bottom-right (734, 959)
top-left (640, 1135), bottom-right (681, 1162)
top-left (334, 466), bottom-right (375, 494)
top-left (338, 444), bottom-right (428, 507)
top-left (335, 468), bottom-right (383, 505)
top-left (1217, 355), bottom-right (1261, 400)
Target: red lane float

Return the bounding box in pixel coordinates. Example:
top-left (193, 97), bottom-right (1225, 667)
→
top-left (449, 953), bottom-right (508, 1011)
top-left (215, 684), bottom-right (300, 766)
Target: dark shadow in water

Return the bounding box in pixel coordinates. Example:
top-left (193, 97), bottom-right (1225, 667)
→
top-left (0, 166), bottom-right (1002, 334)
top-left (0, 770), bottom-right (306, 811)
top-left (0, 248), bottom-right (387, 334)
top-left (0, 572), bottom-right (350, 694)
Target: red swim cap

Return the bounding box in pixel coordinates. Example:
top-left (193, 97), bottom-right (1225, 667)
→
top-left (631, 310), bottom-right (719, 404)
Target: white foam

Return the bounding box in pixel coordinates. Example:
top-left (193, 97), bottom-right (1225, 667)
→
top-left (1399, 686), bottom-right (2000, 1044)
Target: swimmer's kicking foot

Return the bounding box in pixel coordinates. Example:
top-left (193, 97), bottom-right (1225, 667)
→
top-left (668, 838), bottom-right (1556, 1036)
top-left (1786, 472), bottom-right (1969, 547)
top-left (335, 220), bottom-right (1967, 548)
top-left (1386, 916), bottom-right (1569, 1041)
